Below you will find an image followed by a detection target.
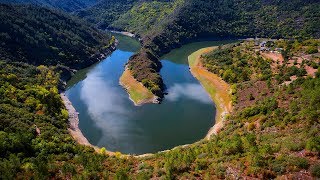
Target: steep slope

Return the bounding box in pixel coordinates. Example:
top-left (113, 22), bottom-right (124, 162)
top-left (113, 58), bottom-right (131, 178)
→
top-left (0, 4), bottom-right (114, 69)
top-left (143, 0), bottom-right (320, 56)
top-left (111, 0), bottom-right (184, 34)
top-left (76, 0), bottom-right (138, 29)
top-left (1, 40), bottom-right (319, 179)
top-left (0, 0), bottom-right (97, 12)
top-left (128, 0), bottom-right (320, 98)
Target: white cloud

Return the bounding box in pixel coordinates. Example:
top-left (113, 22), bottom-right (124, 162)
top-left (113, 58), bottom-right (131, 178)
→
top-left (166, 83), bottom-right (212, 104)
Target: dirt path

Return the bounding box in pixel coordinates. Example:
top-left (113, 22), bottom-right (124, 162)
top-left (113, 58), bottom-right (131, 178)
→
top-left (188, 47), bottom-right (233, 140)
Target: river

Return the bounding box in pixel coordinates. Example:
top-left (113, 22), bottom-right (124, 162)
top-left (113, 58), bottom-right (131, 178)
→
top-left (66, 34), bottom-right (233, 155)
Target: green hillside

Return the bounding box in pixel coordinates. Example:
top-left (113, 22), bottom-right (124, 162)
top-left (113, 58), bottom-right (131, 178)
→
top-left (143, 0), bottom-right (320, 56)
top-left (76, 0), bottom-right (138, 29)
top-left (125, 0), bottom-right (320, 98)
top-left (1, 39), bottom-right (319, 179)
top-left (0, 4), bottom-right (114, 69)
top-left (0, 0), bottom-right (97, 12)
top-left (112, 0), bottom-right (184, 34)
top-left (0, 1), bottom-right (319, 179)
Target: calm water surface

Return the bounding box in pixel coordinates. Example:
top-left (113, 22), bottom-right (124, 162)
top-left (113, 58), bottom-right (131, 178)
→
top-left (66, 34), bottom-right (233, 154)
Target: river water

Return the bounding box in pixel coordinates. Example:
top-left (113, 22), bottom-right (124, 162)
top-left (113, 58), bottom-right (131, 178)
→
top-left (66, 34), bottom-right (233, 154)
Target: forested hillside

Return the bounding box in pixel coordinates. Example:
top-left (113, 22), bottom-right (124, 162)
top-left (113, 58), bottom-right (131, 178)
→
top-left (76, 0), bottom-right (138, 29)
top-left (0, 1), bottom-right (319, 179)
top-left (143, 0), bottom-right (320, 56)
top-left (0, 61), bottom-right (137, 179)
top-left (126, 0), bottom-right (320, 98)
top-left (1, 40), bottom-right (319, 179)
top-left (112, 0), bottom-right (184, 34)
top-left (0, 4), bottom-right (114, 69)
top-left (0, 0), bottom-right (97, 12)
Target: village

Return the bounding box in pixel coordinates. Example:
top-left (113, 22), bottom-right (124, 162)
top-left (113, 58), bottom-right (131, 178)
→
top-left (249, 38), bottom-right (319, 85)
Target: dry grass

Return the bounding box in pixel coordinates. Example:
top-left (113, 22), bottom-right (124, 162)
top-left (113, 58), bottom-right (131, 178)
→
top-left (120, 68), bottom-right (156, 106)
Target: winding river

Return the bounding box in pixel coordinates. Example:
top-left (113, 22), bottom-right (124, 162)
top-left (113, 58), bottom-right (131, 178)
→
top-left (66, 34), bottom-right (233, 155)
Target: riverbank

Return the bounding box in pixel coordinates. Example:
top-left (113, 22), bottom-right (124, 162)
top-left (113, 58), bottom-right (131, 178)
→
top-left (64, 40), bottom-right (232, 156)
top-left (188, 47), bottom-right (233, 140)
top-left (120, 67), bottom-right (159, 106)
top-left (60, 93), bottom-right (97, 148)
top-left (60, 93), bottom-right (120, 156)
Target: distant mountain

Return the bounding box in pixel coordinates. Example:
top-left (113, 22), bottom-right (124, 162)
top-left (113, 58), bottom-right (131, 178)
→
top-left (0, 4), bottom-right (114, 69)
top-left (0, 0), bottom-right (97, 12)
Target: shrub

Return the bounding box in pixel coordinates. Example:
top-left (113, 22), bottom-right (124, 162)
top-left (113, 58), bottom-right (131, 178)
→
top-left (249, 93), bottom-right (255, 101)
top-left (306, 137), bottom-right (320, 153)
top-left (247, 122), bottom-right (255, 131)
top-left (311, 163), bottom-right (320, 178)
top-left (100, 147), bottom-right (107, 154)
top-left (306, 46), bottom-right (318, 54)
top-left (214, 164), bottom-right (226, 179)
top-left (115, 169), bottom-right (128, 180)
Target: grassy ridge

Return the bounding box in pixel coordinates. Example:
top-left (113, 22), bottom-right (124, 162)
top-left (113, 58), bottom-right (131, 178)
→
top-left (120, 68), bottom-right (156, 105)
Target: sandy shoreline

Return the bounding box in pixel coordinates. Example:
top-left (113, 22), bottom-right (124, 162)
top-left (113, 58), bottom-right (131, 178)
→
top-left (119, 67), bottom-right (159, 106)
top-left (188, 47), bottom-right (233, 140)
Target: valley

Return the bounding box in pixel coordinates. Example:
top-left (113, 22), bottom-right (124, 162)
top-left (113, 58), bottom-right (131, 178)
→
top-left (0, 0), bottom-right (319, 179)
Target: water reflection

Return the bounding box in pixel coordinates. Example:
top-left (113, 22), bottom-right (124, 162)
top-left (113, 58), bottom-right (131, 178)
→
top-left (66, 34), bottom-right (221, 154)
top-left (80, 69), bottom-right (130, 145)
top-left (166, 83), bottom-right (212, 104)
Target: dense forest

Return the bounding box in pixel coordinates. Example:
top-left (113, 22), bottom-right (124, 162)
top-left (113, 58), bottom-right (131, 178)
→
top-left (1, 41), bottom-right (319, 179)
top-left (91, 0), bottom-right (320, 98)
top-left (76, 0), bottom-right (138, 29)
top-left (111, 0), bottom-right (184, 34)
top-left (0, 61), bottom-right (138, 179)
top-left (0, 4), bottom-right (114, 69)
top-left (0, 0), bottom-right (97, 12)
top-left (142, 0), bottom-right (320, 56)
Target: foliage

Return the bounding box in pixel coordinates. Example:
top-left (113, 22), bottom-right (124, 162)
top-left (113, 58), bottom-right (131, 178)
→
top-left (76, 0), bottom-right (137, 29)
top-left (311, 163), bottom-right (320, 178)
top-left (127, 50), bottom-right (164, 97)
top-left (0, 4), bottom-right (113, 69)
top-left (142, 0), bottom-right (320, 57)
top-left (0, 1), bottom-right (319, 178)
top-left (112, 0), bottom-right (184, 34)
top-left (202, 42), bottom-right (272, 83)
top-left (0, 61), bottom-right (139, 179)
top-left (0, 0), bottom-right (97, 12)
top-left (122, 0), bottom-right (319, 96)
top-left (1, 41), bottom-right (319, 178)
